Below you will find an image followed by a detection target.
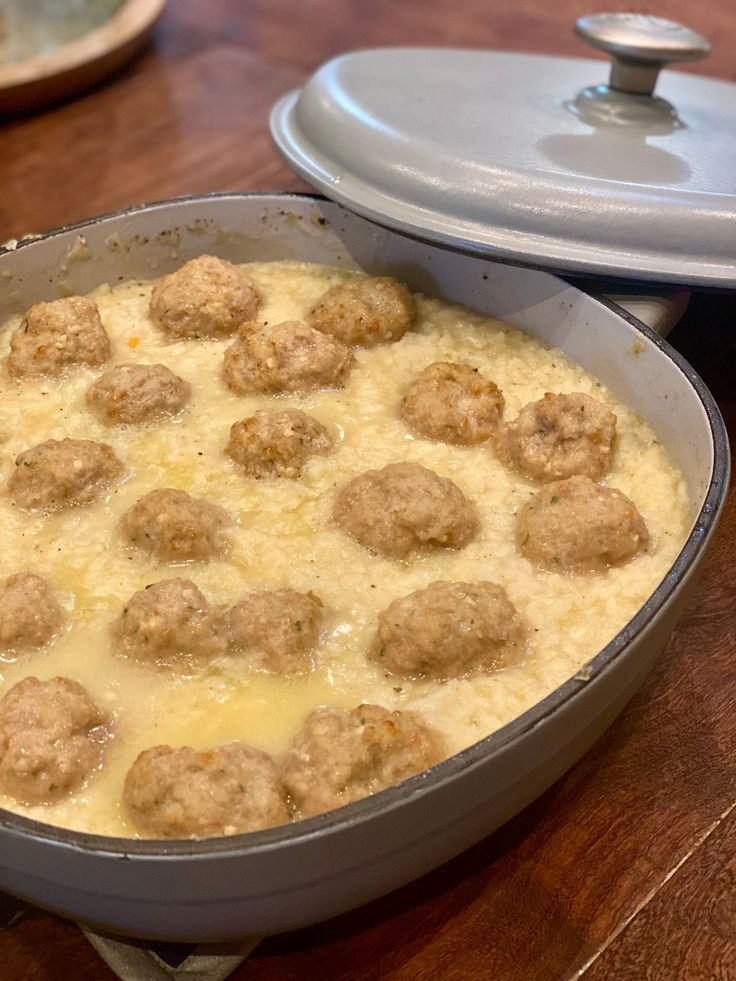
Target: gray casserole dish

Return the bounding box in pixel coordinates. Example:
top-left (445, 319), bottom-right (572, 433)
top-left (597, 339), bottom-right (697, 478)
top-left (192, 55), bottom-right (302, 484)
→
top-left (0, 193), bottom-right (729, 941)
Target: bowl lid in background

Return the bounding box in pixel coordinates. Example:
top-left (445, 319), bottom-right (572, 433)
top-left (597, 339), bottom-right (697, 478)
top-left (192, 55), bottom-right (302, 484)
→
top-left (270, 14), bottom-right (736, 288)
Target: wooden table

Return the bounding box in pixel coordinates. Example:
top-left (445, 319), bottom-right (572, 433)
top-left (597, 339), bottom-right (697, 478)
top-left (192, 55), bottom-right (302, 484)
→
top-left (1, 2), bottom-right (734, 978)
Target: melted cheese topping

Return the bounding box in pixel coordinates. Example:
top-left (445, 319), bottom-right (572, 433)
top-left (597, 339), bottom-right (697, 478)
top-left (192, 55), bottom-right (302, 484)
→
top-left (0, 261), bottom-right (689, 836)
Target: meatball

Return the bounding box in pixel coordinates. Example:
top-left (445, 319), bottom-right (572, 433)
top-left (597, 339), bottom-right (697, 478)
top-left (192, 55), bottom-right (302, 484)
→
top-left (0, 676), bottom-right (107, 805)
top-left (8, 438), bottom-right (125, 512)
top-left (280, 703), bottom-right (444, 818)
top-left (228, 589), bottom-right (324, 672)
top-left (0, 573), bottom-right (64, 653)
top-left (400, 362), bottom-right (505, 444)
top-left (7, 296), bottom-right (110, 379)
top-left (112, 579), bottom-right (229, 669)
top-left (518, 475), bottom-right (649, 572)
top-left (497, 392), bottom-right (617, 482)
top-left (371, 580), bottom-right (524, 680)
top-left (223, 320), bottom-right (354, 395)
top-left (333, 461), bottom-right (479, 559)
top-left (86, 363), bottom-right (190, 425)
top-left (121, 489), bottom-right (231, 562)
top-left (226, 410), bottom-right (334, 479)
top-left (149, 255), bottom-right (259, 340)
top-left (123, 743), bottom-right (290, 839)
top-left (307, 276), bottom-right (415, 347)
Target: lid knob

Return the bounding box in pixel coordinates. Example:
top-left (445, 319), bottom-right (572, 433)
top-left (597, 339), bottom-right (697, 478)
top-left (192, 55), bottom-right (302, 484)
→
top-left (575, 13), bottom-right (710, 96)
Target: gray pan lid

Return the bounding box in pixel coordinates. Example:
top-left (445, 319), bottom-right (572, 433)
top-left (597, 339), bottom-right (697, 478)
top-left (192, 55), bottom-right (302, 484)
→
top-left (271, 14), bottom-right (736, 287)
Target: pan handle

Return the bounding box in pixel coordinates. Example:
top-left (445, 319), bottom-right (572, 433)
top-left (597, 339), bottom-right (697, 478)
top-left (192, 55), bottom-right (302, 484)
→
top-left (595, 290), bottom-right (690, 338)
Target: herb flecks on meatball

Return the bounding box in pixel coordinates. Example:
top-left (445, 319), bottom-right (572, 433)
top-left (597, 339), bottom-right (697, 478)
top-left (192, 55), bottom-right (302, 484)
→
top-left (228, 589), bottom-right (324, 673)
top-left (8, 438), bottom-right (125, 512)
top-left (307, 276), bottom-right (415, 347)
top-left (121, 489), bottom-right (231, 563)
top-left (0, 676), bottom-right (108, 805)
top-left (87, 363), bottom-right (190, 424)
top-left (400, 362), bottom-right (505, 444)
top-left (124, 743), bottom-right (290, 838)
top-left (497, 392), bottom-right (616, 482)
top-left (333, 461), bottom-right (479, 559)
top-left (223, 320), bottom-right (354, 395)
top-left (226, 410), bottom-right (334, 479)
top-left (112, 579), bottom-right (229, 670)
top-left (8, 296), bottom-right (111, 379)
top-left (149, 255), bottom-right (259, 340)
top-left (371, 580), bottom-right (524, 680)
top-left (280, 703), bottom-right (443, 817)
top-left (518, 475), bottom-right (649, 572)
top-left (0, 573), bottom-right (64, 654)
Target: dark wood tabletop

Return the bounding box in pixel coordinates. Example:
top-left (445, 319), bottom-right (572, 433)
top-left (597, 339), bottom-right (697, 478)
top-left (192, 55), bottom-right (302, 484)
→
top-left (1, 2), bottom-right (734, 979)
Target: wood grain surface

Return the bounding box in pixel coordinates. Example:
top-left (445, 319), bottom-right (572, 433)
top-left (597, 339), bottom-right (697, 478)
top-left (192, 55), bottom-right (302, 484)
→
top-left (0, 2), bottom-right (734, 979)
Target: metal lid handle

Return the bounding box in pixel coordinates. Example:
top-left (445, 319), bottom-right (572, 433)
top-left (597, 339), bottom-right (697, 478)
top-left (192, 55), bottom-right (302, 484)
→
top-left (575, 13), bottom-right (710, 96)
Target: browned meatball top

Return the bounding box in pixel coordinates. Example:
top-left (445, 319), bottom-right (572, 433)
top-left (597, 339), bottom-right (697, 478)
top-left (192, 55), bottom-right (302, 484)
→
top-left (226, 410), bottom-right (334, 479)
top-left (333, 462), bottom-right (479, 559)
top-left (123, 743), bottom-right (290, 839)
top-left (0, 676), bottom-right (108, 805)
top-left (280, 703), bottom-right (444, 818)
top-left (121, 489), bottom-right (231, 563)
top-left (112, 579), bottom-right (229, 669)
top-left (371, 580), bottom-right (524, 680)
top-left (0, 573), bottom-right (64, 653)
top-left (518, 475), bottom-right (649, 572)
top-left (8, 438), bottom-right (125, 512)
top-left (497, 392), bottom-right (617, 483)
top-left (223, 320), bottom-right (354, 395)
top-left (7, 296), bottom-right (111, 379)
top-left (86, 363), bottom-right (190, 425)
top-left (400, 362), bottom-right (505, 445)
top-left (307, 276), bottom-right (415, 347)
top-left (228, 589), bottom-right (324, 673)
top-left (149, 255), bottom-right (259, 340)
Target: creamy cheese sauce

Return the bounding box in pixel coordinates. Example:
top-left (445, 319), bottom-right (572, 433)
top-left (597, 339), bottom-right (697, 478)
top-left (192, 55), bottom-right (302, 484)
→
top-left (0, 261), bottom-right (689, 836)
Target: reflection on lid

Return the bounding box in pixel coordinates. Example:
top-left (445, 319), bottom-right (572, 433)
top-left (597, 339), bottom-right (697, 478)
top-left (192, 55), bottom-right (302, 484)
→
top-left (567, 84), bottom-right (684, 135)
top-left (539, 133), bottom-right (692, 186)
